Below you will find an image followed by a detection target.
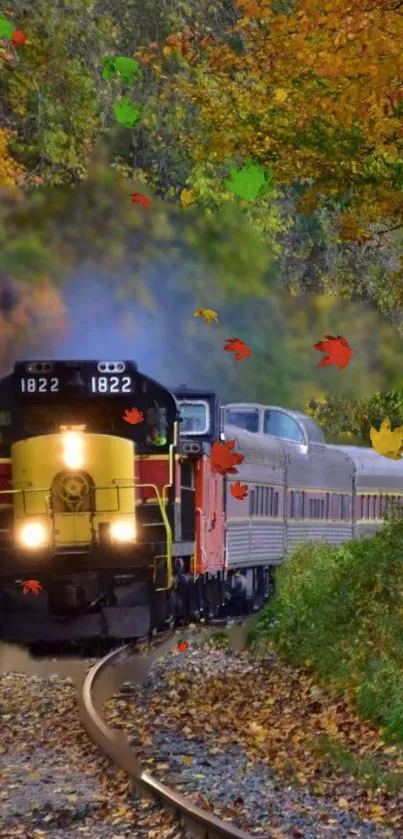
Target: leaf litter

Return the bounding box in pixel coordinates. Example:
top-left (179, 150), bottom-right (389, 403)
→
top-left (104, 640), bottom-right (403, 837)
top-left (0, 668), bottom-right (186, 838)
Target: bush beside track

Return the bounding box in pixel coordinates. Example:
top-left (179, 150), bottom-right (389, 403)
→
top-left (246, 515), bottom-right (403, 743)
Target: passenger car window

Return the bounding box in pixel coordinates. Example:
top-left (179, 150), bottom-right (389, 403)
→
top-left (226, 410), bottom-right (259, 433)
top-left (263, 410), bottom-right (305, 443)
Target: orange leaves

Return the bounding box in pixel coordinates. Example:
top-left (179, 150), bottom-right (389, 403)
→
top-left (125, 647), bottom-right (403, 830)
top-left (313, 335), bottom-right (352, 370)
top-left (223, 338), bottom-right (252, 362)
top-left (130, 192), bottom-right (151, 207)
top-left (11, 29), bottom-right (25, 48)
top-left (210, 439), bottom-right (245, 475)
top-left (230, 480), bottom-right (249, 500)
top-left (338, 212), bottom-right (374, 243)
top-left (123, 407), bottom-right (144, 424)
top-left (21, 579), bottom-right (42, 595)
top-left (152, 0), bottom-right (403, 238)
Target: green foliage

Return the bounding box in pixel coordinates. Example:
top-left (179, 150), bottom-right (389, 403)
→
top-left (309, 390), bottom-right (403, 446)
top-left (309, 734), bottom-right (403, 793)
top-left (247, 518), bottom-right (403, 742)
top-left (224, 162), bottom-right (273, 201)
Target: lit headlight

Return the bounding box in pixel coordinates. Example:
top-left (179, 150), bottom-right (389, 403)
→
top-left (62, 431), bottom-right (84, 469)
top-left (18, 522), bottom-right (48, 549)
top-left (110, 521), bottom-right (135, 543)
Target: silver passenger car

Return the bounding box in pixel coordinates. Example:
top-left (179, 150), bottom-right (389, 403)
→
top-left (329, 444), bottom-right (403, 538)
top-left (224, 404), bottom-right (368, 571)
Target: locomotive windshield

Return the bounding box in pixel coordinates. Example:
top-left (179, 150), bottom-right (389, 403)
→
top-left (19, 396), bottom-right (171, 451)
top-left (178, 400), bottom-right (210, 434)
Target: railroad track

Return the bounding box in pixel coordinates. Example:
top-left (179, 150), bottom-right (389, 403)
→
top-left (78, 622), bottom-right (268, 839)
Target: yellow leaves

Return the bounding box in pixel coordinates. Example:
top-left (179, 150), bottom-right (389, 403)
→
top-left (180, 188), bottom-right (196, 206)
top-left (272, 88), bottom-right (288, 104)
top-left (182, 755), bottom-right (193, 766)
top-left (0, 129), bottom-right (26, 187)
top-left (153, 0), bottom-right (403, 237)
top-left (113, 804), bottom-right (130, 818)
top-left (193, 307), bottom-right (218, 324)
top-left (338, 797), bottom-right (349, 809)
top-left (249, 721), bottom-right (267, 742)
top-left (369, 804), bottom-right (386, 821)
top-left (370, 418), bottom-right (403, 460)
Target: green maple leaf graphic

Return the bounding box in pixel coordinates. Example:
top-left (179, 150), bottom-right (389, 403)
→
top-left (102, 56), bottom-right (142, 84)
top-left (114, 97), bottom-right (142, 128)
top-left (225, 162), bottom-right (273, 201)
top-left (0, 14), bottom-right (13, 39)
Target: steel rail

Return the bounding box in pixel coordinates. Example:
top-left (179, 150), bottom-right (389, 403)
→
top-left (79, 624), bottom-right (270, 839)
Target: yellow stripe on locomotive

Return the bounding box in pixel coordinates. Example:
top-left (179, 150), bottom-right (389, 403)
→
top-left (11, 430), bottom-right (135, 550)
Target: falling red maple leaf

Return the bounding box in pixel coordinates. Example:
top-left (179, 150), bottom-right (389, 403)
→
top-left (210, 439), bottom-right (245, 475)
top-left (230, 480), bottom-right (249, 500)
top-left (11, 29), bottom-right (25, 47)
top-left (123, 407), bottom-right (144, 424)
top-left (313, 334), bottom-right (352, 370)
top-left (223, 338), bottom-right (252, 362)
top-left (177, 641), bottom-right (188, 652)
top-left (130, 192), bottom-right (151, 208)
top-left (21, 579), bottom-right (42, 595)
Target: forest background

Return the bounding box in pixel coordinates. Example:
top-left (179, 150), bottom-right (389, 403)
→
top-left (1, 0), bottom-right (403, 446)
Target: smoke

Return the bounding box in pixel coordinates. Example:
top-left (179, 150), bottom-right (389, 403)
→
top-left (44, 269), bottom-right (213, 390)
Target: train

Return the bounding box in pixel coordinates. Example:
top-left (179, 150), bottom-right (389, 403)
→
top-left (0, 359), bottom-right (402, 646)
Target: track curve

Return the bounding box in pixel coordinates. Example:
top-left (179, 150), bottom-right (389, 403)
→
top-left (79, 625), bottom-right (268, 839)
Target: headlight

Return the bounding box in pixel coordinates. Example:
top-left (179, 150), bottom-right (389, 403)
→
top-left (18, 522), bottom-right (48, 549)
top-left (110, 521), bottom-right (135, 543)
top-left (62, 431), bottom-right (84, 469)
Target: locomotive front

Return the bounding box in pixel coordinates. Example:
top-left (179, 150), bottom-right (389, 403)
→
top-left (0, 360), bottom-right (178, 645)
top-left (12, 430), bottom-right (136, 555)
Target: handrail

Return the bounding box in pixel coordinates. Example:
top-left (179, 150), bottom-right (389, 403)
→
top-left (136, 482), bottom-right (172, 590)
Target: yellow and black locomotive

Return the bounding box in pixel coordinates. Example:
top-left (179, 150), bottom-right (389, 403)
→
top-left (0, 360), bottom-right (182, 644)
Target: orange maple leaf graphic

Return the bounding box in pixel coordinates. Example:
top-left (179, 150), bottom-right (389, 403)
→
top-left (223, 338), bottom-right (252, 362)
top-left (210, 439), bottom-right (245, 475)
top-left (130, 192), bottom-right (151, 208)
top-left (11, 29), bottom-right (26, 48)
top-left (21, 579), bottom-right (42, 595)
top-left (230, 480), bottom-right (249, 500)
top-left (313, 335), bottom-right (352, 370)
top-left (177, 641), bottom-right (188, 652)
top-left (123, 407), bottom-right (144, 424)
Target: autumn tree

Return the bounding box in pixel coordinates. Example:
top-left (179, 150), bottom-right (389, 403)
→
top-left (136, 0), bottom-right (403, 298)
top-left (308, 390), bottom-right (403, 446)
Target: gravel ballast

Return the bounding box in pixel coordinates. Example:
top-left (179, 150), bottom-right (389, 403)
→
top-left (0, 665), bottom-right (185, 839)
top-left (104, 639), bottom-right (403, 839)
